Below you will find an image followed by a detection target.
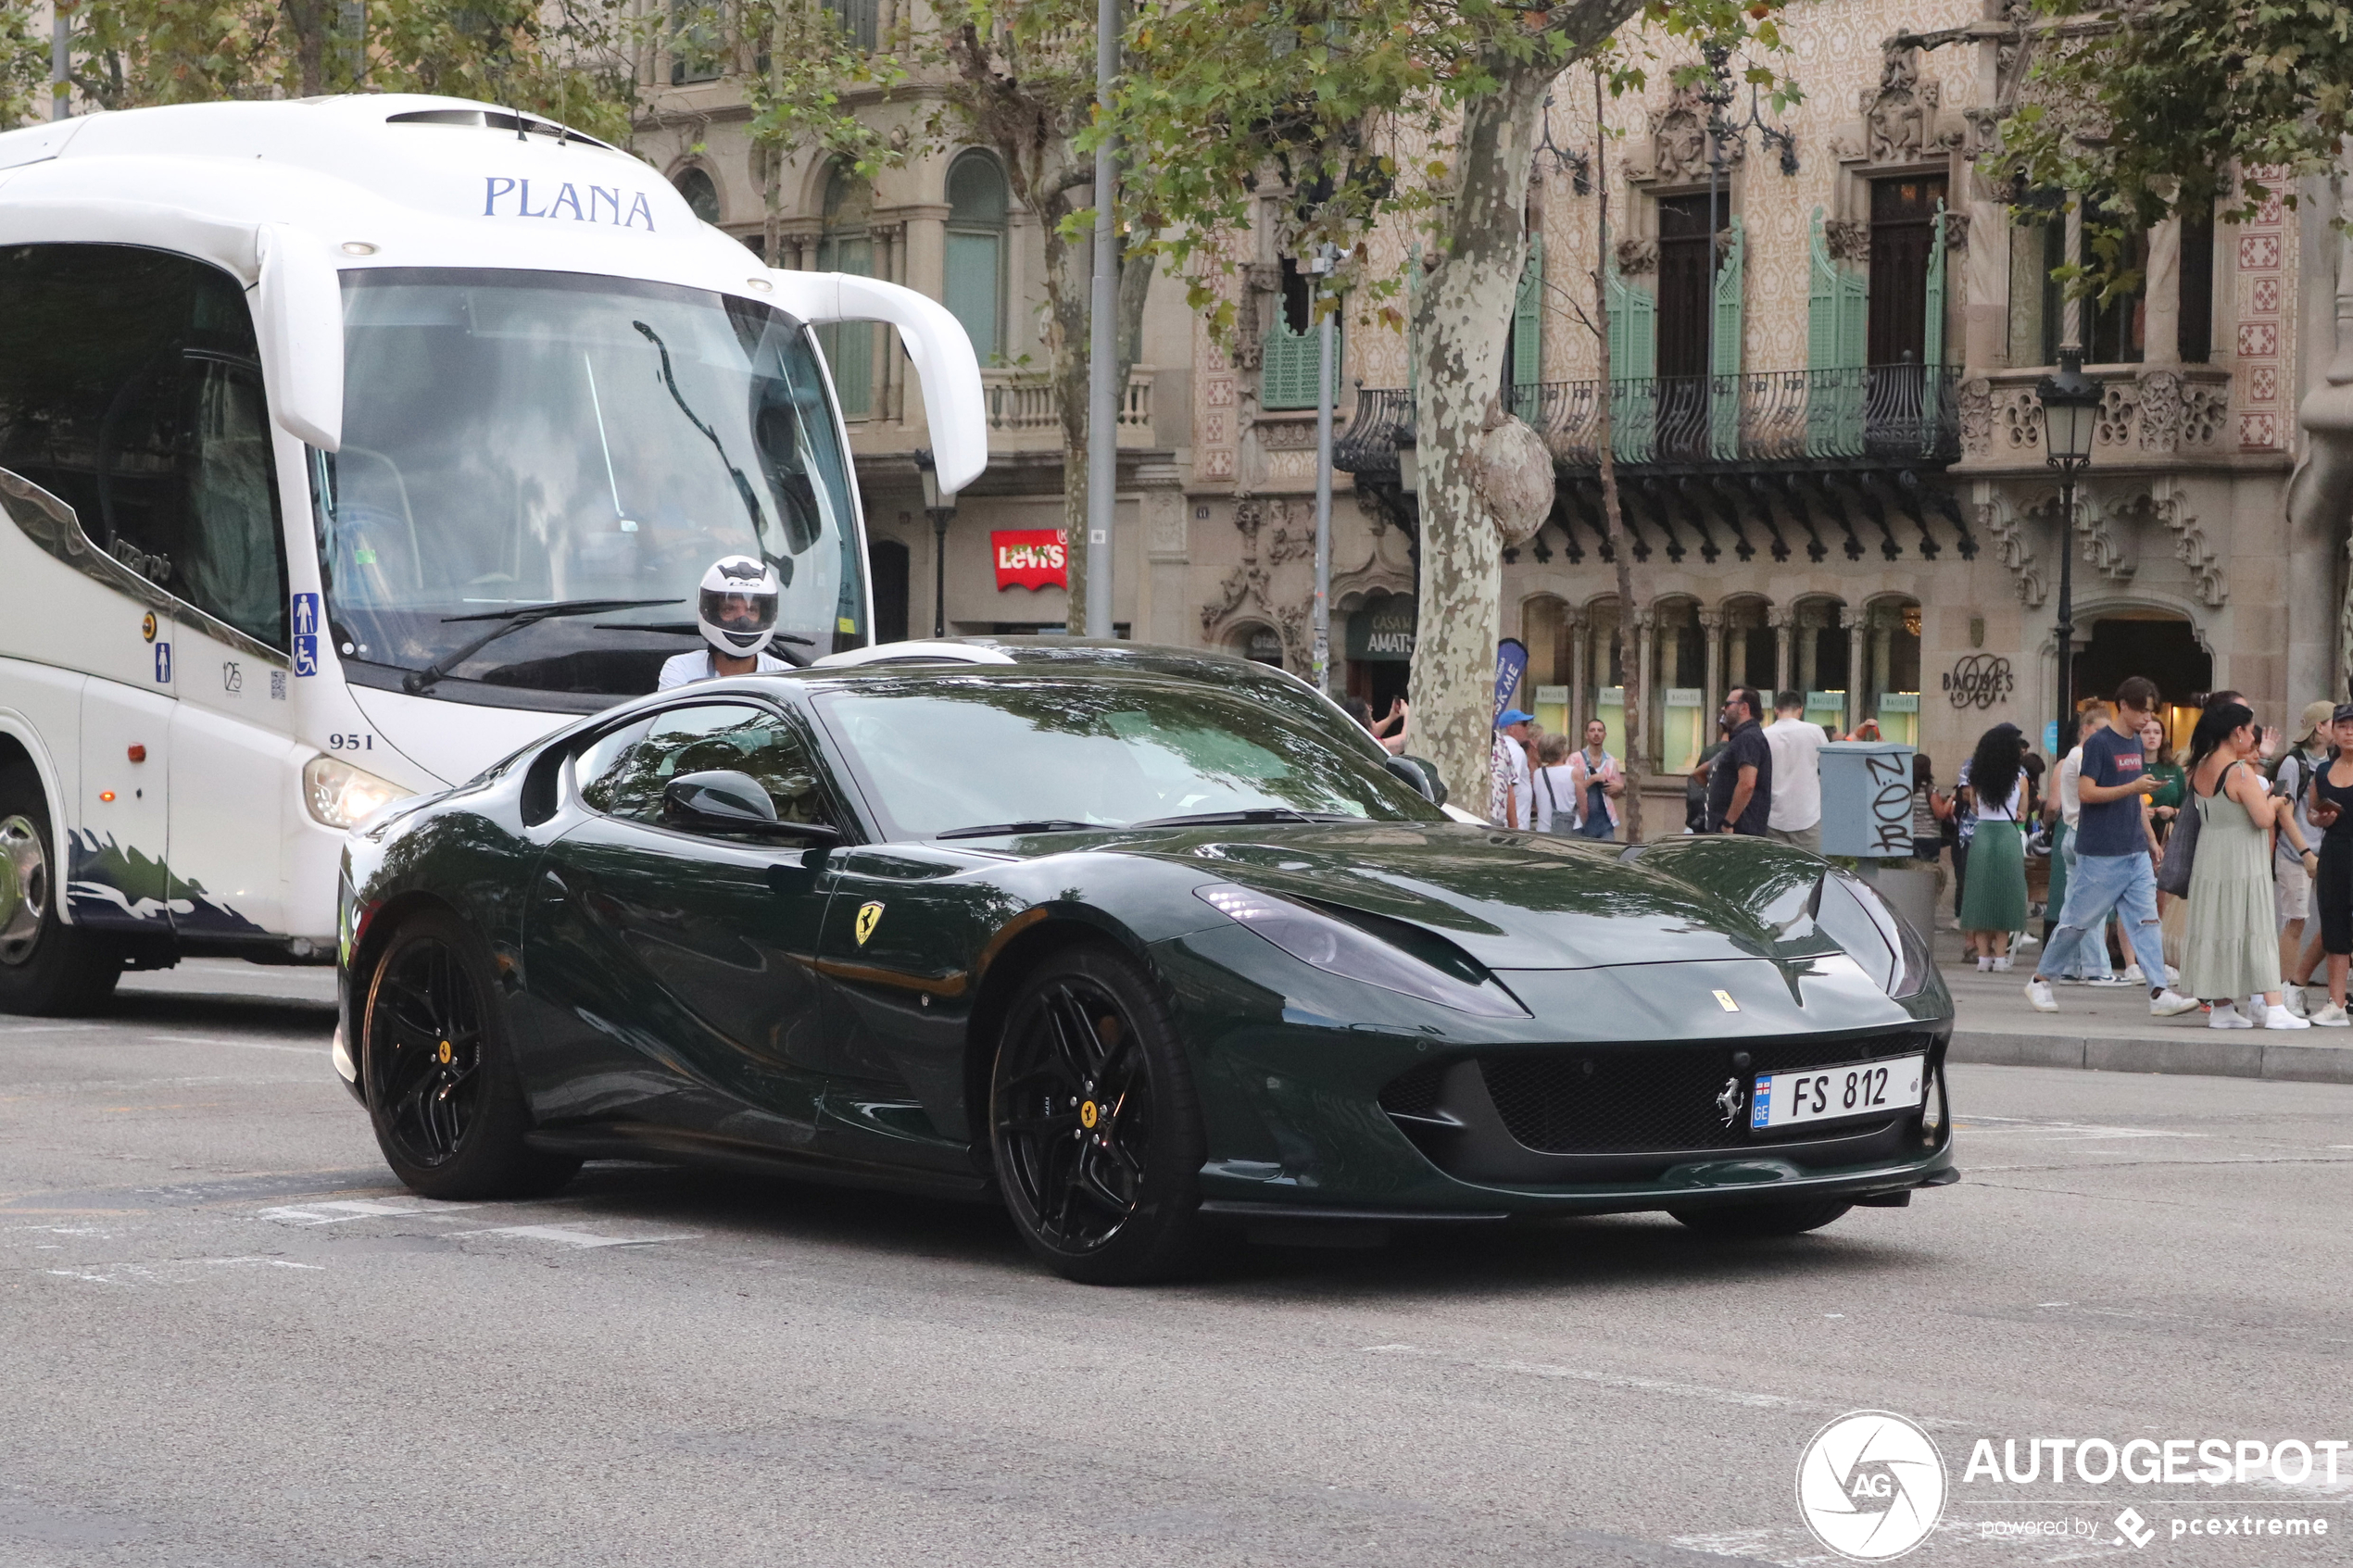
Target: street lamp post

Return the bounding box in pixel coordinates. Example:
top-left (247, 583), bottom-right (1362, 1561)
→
top-left (2037, 347), bottom-right (2103, 753)
top-left (915, 448), bottom-right (957, 640)
top-left (1311, 245), bottom-right (1337, 695)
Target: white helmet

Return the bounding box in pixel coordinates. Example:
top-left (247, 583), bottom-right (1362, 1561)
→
top-left (697, 555), bottom-right (781, 657)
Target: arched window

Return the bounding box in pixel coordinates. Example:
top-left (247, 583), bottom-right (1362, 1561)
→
top-left (817, 165), bottom-right (875, 418)
top-left (673, 167), bottom-right (721, 226)
top-left (944, 151), bottom-right (1009, 365)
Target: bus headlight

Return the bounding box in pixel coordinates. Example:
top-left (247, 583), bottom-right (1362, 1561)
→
top-left (304, 754), bottom-right (409, 830)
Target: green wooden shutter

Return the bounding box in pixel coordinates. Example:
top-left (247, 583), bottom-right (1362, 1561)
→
top-left (1512, 234), bottom-right (1543, 420)
top-left (1921, 200), bottom-right (1947, 454)
top-left (1605, 260), bottom-right (1656, 463)
top-left (1711, 216), bottom-right (1744, 460)
top-left (1261, 318), bottom-right (1335, 410)
top-left (1806, 207), bottom-right (1864, 457)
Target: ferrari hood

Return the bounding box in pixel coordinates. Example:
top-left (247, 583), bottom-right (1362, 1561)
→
top-left (1072, 822), bottom-right (1793, 971)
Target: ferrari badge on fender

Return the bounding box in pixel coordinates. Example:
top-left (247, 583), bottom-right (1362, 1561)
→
top-left (855, 901), bottom-right (885, 946)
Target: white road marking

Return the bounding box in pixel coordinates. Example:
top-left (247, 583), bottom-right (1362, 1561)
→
top-left (44, 1269), bottom-right (119, 1285)
top-left (452, 1224), bottom-right (700, 1249)
top-left (257, 1198), bottom-right (475, 1225)
top-left (1955, 1115), bottom-right (2203, 1141)
top-left (206, 1257), bottom-right (323, 1270)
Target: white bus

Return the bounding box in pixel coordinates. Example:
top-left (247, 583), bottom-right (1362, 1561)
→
top-left (0, 94), bottom-right (985, 1013)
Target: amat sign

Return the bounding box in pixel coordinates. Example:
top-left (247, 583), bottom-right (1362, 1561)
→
top-left (992, 530), bottom-right (1067, 591)
top-left (1345, 594), bottom-right (1417, 662)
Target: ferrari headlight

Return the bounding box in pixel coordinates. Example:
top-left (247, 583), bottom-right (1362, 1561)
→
top-left (1194, 883), bottom-right (1527, 1017)
top-left (1813, 872), bottom-right (1931, 999)
top-left (303, 754), bottom-right (410, 830)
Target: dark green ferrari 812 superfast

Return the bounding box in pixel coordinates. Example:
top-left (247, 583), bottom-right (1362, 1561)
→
top-left (335, 646), bottom-right (1956, 1283)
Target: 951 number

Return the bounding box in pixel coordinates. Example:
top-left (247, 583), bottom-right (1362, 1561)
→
top-left (327, 733), bottom-right (375, 752)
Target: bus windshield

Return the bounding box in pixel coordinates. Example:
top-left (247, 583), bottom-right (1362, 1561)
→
top-left (321, 268), bottom-right (863, 701)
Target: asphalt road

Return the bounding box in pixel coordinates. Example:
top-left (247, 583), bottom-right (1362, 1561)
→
top-left (3, 960), bottom-right (2348, 1567)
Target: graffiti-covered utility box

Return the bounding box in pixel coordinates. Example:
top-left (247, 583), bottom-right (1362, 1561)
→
top-left (1819, 741), bottom-right (1918, 859)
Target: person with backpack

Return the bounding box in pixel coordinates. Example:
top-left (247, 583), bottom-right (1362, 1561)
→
top-left (1566, 719), bottom-right (1624, 841)
top-left (2271, 700), bottom-right (2334, 1007)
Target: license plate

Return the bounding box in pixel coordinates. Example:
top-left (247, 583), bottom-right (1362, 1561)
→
top-left (1751, 1055), bottom-right (1926, 1131)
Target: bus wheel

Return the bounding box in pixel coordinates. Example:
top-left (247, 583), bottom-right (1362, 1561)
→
top-left (0, 763), bottom-right (124, 1016)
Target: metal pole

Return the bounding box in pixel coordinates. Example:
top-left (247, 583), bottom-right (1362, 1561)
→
top-left (932, 511), bottom-right (949, 638)
top-left (1082, 0), bottom-right (1120, 638)
top-left (2055, 466), bottom-right (2074, 754)
top-left (1312, 246), bottom-right (1335, 693)
top-left (50, 5), bottom-right (69, 121)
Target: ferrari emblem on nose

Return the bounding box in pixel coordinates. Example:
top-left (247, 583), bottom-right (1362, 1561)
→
top-left (1713, 989), bottom-right (1740, 1012)
top-left (1715, 1076), bottom-right (1745, 1126)
top-left (854, 901), bottom-right (885, 946)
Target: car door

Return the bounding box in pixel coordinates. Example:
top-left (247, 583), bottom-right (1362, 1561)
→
top-left (522, 698), bottom-right (842, 1147)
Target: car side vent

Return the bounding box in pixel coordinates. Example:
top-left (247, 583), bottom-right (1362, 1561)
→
top-left (384, 107), bottom-right (618, 153)
top-left (519, 749), bottom-right (565, 827)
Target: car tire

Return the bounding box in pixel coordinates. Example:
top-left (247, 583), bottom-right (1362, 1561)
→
top-left (360, 909), bottom-right (579, 1201)
top-left (988, 945), bottom-right (1209, 1285)
top-left (1670, 1199), bottom-right (1854, 1238)
top-left (0, 761), bottom-right (124, 1017)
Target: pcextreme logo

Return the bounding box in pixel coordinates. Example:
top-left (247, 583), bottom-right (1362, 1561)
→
top-left (1796, 1411), bottom-right (1947, 1561)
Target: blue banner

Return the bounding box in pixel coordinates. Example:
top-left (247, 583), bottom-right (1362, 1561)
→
top-left (1492, 638), bottom-right (1529, 725)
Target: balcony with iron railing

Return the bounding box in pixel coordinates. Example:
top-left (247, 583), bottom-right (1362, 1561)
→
top-left (1337, 364), bottom-right (1964, 479)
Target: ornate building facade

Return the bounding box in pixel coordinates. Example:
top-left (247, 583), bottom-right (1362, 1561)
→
top-left (636, 0), bottom-right (2329, 828)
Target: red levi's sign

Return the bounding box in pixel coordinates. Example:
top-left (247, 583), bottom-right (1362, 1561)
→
top-left (992, 530), bottom-right (1068, 591)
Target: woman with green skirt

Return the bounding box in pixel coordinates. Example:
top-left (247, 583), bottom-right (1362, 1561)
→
top-left (1959, 722), bottom-right (2031, 971)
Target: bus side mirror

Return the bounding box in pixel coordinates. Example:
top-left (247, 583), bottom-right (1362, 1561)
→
top-left (257, 224), bottom-right (343, 452)
top-left (770, 270), bottom-right (985, 493)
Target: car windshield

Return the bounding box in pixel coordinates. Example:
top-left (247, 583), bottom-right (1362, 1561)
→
top-left (321, 268), bottom-right (862, 698)
top-left (814, 678), bottom-right (1444, 839)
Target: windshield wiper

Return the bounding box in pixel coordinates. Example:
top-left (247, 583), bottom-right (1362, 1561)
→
top-left (401, 597), bottom-right (679, 694)
top-left (635, 320), bottom-right (771, 545)
top-left (933, 819), bottom-right (1103, 841)
top-left (589, 620), bottom-right (816, 668)
top-left (1128, 809), bottom-right (1361, 829)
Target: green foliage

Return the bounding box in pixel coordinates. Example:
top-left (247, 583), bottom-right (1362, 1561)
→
top-left (53, 0), bottom-right (643, 144)
top-left (2001, 0), bottom-right (2353, 297)
top-left (1112, 0), bottom-right (1795, 340)
top-left (0, 1), bottom-right (49, 130)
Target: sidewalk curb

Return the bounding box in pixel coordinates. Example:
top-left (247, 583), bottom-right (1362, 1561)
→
top-left (1949, 1030), bottom-right (2353, 1084)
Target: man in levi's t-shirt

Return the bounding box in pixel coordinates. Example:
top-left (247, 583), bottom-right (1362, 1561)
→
top-left (2027, 676), bottom-right (2199, 1016)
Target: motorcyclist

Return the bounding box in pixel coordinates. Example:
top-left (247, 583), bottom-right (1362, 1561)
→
top-left (657, 555), bottom-right (793, 689)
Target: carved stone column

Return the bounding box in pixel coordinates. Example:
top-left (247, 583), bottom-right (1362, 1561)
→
top-left (1795, 607), bottom-right (1822, 694)
top-left (1698, 608), bottom-right (1725, 739)
top-left (1842, 606), bottom-right (1867, 736)
top-left (1567, 611), bottom-right (1590, 738)
top-left (2145, 217), bottom-right (2183, 365)
top-left (1869, 615), bottom-right (1893, 718)
top-left (1771, 608), bottom-right (1793, 696)
top-left (1632, 606), bottom-right (1658, 771)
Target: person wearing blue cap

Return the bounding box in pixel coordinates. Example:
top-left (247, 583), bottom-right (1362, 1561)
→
top-left (1492, 709), bottom-right (1536, 829)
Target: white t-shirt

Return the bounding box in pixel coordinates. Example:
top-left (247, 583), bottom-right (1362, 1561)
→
top-left (1763, 715), bottom-right (1827, 831)
top-left (657, 649), bottom-right (792, 689)
top-left (1533, 763), bottom-right (1579, 833)
top-left (2057, 746), bottom-right (2084, 830)
top-left (1504, 742), bottom-right (1532, 830)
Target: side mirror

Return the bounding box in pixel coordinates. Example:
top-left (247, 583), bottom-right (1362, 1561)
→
top-left (662, 770), bottom-right (844, 844)
top-left (1390, 754), bottom-right (1448, 808)
top-left (765, 270), bottom-right (986, 493)
top-left (256, 224), bottom-right (344, 452)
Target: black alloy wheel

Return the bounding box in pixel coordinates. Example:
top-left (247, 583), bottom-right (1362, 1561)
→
top-left (1670, 1198), bottom-right (1854, 1238)
top-left (361, 910), bottom-right (578, 1200)
top-left (0, 761), bottom-right (123, 1016)
top-left (989, 947), bottom-right (1206, 1285)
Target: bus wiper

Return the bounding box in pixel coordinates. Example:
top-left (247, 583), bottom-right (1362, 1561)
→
top-left (634, 320), bottom-right (771, 543)
top-left (934, 819), bottom-right (1103, 840)
top-left (402, 597), bottom-right (679, 694)
top-left (589, 620), bottom-right (817, 668)
top-left (1129, 809), bottom-right (1360, 829)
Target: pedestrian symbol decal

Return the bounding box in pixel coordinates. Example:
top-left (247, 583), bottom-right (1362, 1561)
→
top-left (153, 640), bottom-right (171, 684)
top-left (291, 592), bottom-right (321, 677)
